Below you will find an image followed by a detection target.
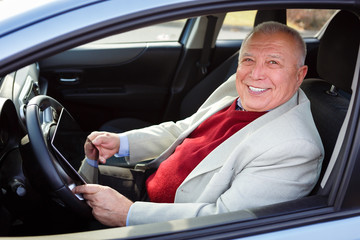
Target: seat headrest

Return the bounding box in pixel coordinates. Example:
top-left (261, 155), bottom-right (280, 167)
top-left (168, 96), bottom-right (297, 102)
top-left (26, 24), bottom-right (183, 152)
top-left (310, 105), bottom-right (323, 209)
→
top-left (254, 9), bottom-right (287, 26)
top-left (317, 11), bottom-right (360, 93)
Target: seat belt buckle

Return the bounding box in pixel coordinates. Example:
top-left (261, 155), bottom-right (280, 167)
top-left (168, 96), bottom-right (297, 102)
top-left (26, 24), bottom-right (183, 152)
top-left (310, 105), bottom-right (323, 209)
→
top-left (196, 61), bottom-right (210, 75)
top-left (134, 163), bottom-right (149, 172)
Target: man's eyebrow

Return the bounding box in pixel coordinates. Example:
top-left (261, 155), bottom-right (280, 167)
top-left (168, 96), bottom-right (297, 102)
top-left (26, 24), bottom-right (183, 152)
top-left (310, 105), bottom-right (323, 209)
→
top-left (268, 54), bottom-right (284, 60)
top-left (240, 53), bottom-right (285, 59)
top-left (240, 52), bottom-right (253, 57)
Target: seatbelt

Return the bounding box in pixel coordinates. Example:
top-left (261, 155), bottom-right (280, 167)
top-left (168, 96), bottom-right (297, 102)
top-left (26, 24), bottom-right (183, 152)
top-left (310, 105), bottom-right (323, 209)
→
top-left (197, 15), bottom-right (218, 76)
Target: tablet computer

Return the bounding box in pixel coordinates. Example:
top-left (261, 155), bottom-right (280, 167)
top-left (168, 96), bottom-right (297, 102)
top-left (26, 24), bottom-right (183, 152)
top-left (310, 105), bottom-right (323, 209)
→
top-left (50, 108), bottom-right (88, 186)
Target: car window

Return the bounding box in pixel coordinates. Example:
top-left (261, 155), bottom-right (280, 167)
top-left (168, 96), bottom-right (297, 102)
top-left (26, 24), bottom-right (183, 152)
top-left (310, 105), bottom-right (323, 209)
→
top-left (287, 9), bottom-right (337, 37)
top-left (217, 9), bottom-right (337, 40)
top-left (89, 20), bottom-right (187, 44)
top-left (217, 10), bottom-right (257, 40)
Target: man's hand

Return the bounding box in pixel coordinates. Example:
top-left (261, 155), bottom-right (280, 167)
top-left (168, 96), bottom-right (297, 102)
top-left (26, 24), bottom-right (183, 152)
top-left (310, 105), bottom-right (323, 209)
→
top-left (84, 138), bottom-right (99, 161)
top-left (74, 184), bottom-right (133, 227)
top-left (86, 131), bottom-right (120, 164)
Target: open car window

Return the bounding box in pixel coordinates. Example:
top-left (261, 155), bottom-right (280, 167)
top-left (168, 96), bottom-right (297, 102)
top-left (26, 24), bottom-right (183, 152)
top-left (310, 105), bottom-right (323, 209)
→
top-left (87, 19), bottom-right (187, 44)
top-left (218, 9), bottom-right (337, 40)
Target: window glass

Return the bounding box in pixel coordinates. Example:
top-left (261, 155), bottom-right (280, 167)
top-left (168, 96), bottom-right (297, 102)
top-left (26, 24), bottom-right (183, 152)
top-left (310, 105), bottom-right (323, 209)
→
top-left (217, 10), bottom-right (257, 40)
top-left (217, 9), bottom-right (337, 40)
top-left (89, 20), bottom-right (187, 44)
top-left (287, 9), bottom-right (337, 37)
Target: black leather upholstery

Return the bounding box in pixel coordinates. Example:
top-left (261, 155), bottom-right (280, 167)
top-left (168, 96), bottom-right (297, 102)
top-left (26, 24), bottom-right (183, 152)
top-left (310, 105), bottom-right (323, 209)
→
top-left (254, 9), bottom-right (286, 26)
top-left (316, 11), bottom-right (360, 92)
top-left (301, 10), bottom-right (360, 194)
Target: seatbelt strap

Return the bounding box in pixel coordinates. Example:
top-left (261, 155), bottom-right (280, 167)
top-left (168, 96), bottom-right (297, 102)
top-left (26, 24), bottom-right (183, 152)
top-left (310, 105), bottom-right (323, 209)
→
top-left (197, 15), bottom-right (218, 76)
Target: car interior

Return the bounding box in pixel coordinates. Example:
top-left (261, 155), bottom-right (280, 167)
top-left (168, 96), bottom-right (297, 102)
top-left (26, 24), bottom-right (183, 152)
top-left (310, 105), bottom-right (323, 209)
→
top-left (1, 5), bottom-right (360, 237)
top-left (98, 9), bottom-right (358, 197)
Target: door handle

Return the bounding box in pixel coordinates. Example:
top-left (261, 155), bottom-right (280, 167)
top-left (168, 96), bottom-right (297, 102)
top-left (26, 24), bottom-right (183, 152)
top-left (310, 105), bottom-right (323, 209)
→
top-left (59, 77), bottom-right (79, 84)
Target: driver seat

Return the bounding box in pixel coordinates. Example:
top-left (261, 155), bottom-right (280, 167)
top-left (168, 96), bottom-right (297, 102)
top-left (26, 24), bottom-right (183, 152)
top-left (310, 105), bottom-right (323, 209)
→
top-left (300, 10), bottom-right (360, 194)
top-left (232, 10), bottom-right (360, 219)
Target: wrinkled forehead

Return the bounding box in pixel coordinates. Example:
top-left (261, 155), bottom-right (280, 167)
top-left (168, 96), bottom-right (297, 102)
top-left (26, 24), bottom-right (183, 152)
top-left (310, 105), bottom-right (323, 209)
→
top-left (243, 32), bottom-right (295, 50)
top-left (240, 32), bottom-right (301, 62)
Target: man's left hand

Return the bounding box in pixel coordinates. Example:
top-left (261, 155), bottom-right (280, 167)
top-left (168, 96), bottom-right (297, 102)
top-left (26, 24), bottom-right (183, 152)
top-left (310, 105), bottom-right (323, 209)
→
top-left (73, 184), bottom-right (133, 227)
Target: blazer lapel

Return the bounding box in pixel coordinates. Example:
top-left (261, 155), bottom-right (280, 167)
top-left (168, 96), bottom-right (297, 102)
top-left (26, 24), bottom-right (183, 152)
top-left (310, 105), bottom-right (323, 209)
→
top-left (179, 95), bottom-right (236, 139)
top-left (180, 90), bottom-right (300, 185)
top-left (148, 95), bottom-right (236, 168)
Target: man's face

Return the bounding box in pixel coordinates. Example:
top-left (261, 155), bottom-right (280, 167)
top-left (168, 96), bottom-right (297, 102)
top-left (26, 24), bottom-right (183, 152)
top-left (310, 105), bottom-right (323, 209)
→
top-left (236, 32), bottom-right (308, 112)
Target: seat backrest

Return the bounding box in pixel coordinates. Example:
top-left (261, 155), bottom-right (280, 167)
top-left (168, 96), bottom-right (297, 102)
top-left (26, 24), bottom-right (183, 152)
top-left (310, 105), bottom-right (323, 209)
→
top-left (179, 9), bottom-right (287, 119)
top-left (180, 52), bottom-right (238, 118)
top-left (301, 10), bottom-right (360, 194)
top-left (254, 9), bottom-right (286, 26)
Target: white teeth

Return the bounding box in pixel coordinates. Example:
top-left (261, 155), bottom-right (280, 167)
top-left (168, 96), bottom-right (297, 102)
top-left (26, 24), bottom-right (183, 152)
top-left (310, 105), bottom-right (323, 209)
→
top-left (249, 86), bottom-right (266, 92)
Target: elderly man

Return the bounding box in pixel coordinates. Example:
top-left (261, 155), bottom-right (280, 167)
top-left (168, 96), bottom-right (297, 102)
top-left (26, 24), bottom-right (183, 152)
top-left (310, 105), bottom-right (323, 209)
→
top-left (74, 21), bottom-right (324, 227)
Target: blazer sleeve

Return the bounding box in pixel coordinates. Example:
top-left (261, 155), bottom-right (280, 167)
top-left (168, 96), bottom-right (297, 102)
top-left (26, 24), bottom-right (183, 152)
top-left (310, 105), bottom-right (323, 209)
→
top-left (127, 138), bottom-right (323, 225)
top-left (124, 117), bottom-right (194, 163)
top-left (123, 74), bottom-right (239, 164)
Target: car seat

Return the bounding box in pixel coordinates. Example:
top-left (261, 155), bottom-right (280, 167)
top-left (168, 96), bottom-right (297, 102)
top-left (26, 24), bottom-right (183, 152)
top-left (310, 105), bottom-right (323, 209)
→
top-left (247, 11), bottom-right (360, 218)
top-left (300, 10), bottom-right (360, 194)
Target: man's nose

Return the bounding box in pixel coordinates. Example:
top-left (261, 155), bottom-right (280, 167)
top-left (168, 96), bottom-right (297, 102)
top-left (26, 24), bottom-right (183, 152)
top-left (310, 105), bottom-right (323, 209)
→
top-left (250, 62), bottom-right (265, 80)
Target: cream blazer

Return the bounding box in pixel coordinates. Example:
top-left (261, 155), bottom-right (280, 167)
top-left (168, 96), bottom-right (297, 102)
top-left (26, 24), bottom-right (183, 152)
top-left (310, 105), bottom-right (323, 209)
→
top-left (123, 74), bottom-right (324, 226)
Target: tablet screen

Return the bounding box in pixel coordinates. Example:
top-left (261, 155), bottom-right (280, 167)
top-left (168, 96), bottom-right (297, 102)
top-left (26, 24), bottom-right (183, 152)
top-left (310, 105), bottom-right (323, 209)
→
top-left (51, 108), bottom-right (87, 184)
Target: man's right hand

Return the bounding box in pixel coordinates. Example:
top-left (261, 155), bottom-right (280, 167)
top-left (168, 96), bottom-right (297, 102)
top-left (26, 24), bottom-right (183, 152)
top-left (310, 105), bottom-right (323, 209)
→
top-left (85, 131), bottom-right (120, 164)
top-left (84, 138), bottom-right (99, 161)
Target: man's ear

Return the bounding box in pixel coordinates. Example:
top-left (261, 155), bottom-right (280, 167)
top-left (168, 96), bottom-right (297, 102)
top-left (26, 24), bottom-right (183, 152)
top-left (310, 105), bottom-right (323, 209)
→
top-left (296, 65), bottom-right (308, 88)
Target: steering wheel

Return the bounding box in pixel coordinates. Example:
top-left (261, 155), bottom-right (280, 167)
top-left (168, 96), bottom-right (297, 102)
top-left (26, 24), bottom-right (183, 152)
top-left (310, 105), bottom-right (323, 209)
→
top-left (24, 95), bottom-right (91, 217)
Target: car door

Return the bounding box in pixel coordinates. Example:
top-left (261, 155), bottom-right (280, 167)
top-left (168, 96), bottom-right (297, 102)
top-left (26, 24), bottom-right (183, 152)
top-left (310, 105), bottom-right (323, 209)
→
top-left (39, 20), bottom-right (189, 131)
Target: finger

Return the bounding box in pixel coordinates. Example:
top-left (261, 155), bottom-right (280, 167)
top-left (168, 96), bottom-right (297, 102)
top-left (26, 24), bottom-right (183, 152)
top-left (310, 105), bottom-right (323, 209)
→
top-left (87, 131), bottom-right (105, 142)
top-left (92, 135), bottom-right (107, 146)
top-left (73, 184), bottom-right (101, 194)
top-left (92, 132), bottom-right (117, 147)
top-left (86, 200), bottom-right (93, 208)
top-left (99, 156), bottom-right (107, 164)
top-left (97, 148), bottom-right (110, 162)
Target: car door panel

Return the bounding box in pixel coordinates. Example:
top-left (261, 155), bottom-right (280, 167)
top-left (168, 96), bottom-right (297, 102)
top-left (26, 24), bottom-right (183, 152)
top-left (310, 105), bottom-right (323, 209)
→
top-left (40, 43), bottom-right (182, 131)
top-left (39, 44), bottom-right (147, 68)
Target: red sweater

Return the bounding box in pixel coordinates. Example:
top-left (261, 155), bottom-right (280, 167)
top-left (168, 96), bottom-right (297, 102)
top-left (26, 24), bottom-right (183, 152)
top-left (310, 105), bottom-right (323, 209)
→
top-left (146, 99), bottom-right (266, 203)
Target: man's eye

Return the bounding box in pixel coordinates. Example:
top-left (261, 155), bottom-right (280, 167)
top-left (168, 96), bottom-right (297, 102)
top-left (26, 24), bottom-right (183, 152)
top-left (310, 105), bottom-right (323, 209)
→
top-left (242, 58), bottom-right (253, 62)
top-left (269, 60), bottom-right (278, 64)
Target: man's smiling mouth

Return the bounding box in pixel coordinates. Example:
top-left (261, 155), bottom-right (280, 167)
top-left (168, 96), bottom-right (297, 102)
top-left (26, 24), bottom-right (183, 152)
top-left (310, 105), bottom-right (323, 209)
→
top-left (249, 86), bottom-right (268, 93)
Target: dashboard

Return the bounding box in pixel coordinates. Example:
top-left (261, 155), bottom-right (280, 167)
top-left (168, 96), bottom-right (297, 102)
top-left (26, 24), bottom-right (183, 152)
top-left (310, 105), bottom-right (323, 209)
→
top-left (0, 63), bottom-right (49, 229)
top-left (0, 63), bottom-right (46, 131)
top-left (0, 63), bottom-right (47, 167)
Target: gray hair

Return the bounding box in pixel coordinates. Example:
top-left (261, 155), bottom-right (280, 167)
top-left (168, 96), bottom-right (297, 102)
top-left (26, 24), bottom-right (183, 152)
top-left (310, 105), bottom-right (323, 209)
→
top-left (241, 21), bottom-right (307, 67)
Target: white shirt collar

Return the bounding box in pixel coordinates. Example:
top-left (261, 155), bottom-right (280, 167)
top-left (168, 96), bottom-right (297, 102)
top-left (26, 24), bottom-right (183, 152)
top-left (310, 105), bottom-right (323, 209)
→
top-left (236, 98), bottom-right (245, 111)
